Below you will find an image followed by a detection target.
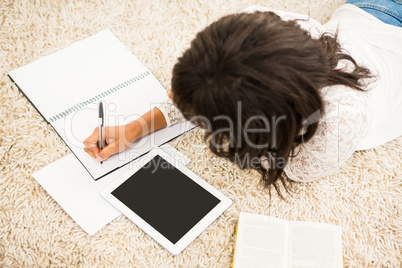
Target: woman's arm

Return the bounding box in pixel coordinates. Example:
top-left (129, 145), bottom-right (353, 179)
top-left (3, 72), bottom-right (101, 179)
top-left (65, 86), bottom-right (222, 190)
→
top-left (83, 107), bottom-right (167, 161)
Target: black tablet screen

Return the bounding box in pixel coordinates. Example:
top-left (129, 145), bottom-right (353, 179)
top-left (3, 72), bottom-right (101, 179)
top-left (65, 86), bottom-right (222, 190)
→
top-left (111, 155), bottom-right (220, 244)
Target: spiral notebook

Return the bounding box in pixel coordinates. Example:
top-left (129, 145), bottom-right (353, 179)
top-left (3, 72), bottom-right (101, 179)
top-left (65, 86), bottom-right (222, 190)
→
top-left (8, 29), bottom-right (194, 180)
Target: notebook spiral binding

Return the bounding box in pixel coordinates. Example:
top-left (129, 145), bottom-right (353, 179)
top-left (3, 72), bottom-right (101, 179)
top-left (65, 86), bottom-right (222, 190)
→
top-left (49, 70), bottom-right (151, 123)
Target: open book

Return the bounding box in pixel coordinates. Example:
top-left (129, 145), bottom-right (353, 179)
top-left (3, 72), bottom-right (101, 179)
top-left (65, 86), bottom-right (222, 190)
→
top-left (233, 212), bottom-right (342, 268)
top-left (8, 29), bottom-right (194, 180)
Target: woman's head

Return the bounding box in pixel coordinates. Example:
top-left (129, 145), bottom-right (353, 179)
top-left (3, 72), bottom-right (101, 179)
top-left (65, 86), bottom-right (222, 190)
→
top-left (171, 11), bottom-right (371, 197)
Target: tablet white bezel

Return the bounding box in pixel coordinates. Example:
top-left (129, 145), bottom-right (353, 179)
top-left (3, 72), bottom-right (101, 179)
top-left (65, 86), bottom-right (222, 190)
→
top-left (100, 148), bottom-right (232, 255)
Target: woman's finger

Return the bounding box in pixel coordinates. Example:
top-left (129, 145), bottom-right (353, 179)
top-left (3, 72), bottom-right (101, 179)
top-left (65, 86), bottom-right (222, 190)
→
top-left (84, 147), bottom-right (96, 159)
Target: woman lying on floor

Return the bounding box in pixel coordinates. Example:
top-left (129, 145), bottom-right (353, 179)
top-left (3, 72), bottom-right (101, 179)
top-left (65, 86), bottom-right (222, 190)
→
top-left (84, 0), bottom-right (402, 197)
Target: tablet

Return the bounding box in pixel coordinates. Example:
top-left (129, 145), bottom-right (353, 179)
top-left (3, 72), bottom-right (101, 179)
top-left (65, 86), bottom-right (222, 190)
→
top-left (100, 148), bottom-right (232, 255)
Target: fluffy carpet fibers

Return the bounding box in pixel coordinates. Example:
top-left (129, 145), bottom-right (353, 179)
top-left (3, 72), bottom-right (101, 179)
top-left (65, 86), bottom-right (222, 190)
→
top-left (0, 0), bottom-right (401, 267)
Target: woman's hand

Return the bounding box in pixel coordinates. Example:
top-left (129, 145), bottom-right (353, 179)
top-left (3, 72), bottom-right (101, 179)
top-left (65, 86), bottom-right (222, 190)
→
top-left (83, 107), bottom-right (168, 162)
top-left (83, 122), bottom-right (142, 162)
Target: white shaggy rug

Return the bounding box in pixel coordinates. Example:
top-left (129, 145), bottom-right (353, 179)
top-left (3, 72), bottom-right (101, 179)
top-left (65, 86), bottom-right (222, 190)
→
top-left (0, 0), bottom-right (401, 267)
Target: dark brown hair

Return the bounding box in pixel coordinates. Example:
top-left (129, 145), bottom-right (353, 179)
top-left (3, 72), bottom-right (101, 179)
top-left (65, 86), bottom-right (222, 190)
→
top-left (171, 12), bottom-right (372, 198)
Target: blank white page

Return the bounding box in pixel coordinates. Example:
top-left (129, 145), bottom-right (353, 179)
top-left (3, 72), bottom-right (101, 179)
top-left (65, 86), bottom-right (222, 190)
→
top-left (9, 30), bottom-right (150, 121)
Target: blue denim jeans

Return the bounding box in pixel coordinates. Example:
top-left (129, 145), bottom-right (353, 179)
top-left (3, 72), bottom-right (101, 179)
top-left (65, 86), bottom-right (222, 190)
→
top-left (346, 0), bottom-right (402, 27)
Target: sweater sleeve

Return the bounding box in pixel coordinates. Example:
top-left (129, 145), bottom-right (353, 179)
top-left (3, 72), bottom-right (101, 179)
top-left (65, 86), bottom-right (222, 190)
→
top-left (155, 99), bottom-right (185, 126)
top-left (242, 6), bottom-right (326, 39)
top-left (283, 85), bottom-right (370, 182)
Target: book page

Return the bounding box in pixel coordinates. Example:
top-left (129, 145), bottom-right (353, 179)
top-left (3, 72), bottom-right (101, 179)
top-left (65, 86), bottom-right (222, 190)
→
top-left (233, 212), bottom-right (289, 268)
top-left (288, 221), bottom-right (342, 268)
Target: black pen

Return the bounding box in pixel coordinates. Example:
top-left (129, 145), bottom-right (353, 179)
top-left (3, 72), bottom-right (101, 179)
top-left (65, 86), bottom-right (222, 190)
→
top-left (98, 101), bottom-right (105, 164)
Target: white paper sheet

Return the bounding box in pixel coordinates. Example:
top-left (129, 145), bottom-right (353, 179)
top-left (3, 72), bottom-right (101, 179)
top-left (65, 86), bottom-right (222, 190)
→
top-left (33, 144), bottom-right (190, 235)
